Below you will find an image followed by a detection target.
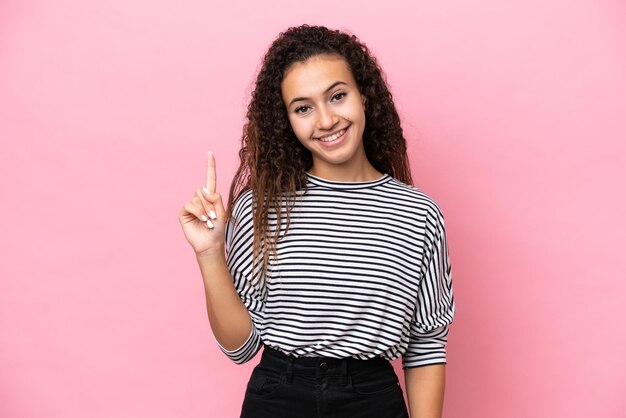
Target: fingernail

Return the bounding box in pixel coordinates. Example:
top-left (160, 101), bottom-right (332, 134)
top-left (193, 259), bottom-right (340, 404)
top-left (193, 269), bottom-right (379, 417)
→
top-left (203, 186), bottom-right (210, 195)
top-left (206, 220), bottom-right (214, 228)
top-left (209, 210), bottom-right (217, 220)
top-left (201, 214), bottom-right (208, 222)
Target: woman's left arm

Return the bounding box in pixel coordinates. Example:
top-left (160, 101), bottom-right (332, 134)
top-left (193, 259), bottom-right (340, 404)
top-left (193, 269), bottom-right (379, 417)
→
top-left (404, 364), bottom-right (446, 418)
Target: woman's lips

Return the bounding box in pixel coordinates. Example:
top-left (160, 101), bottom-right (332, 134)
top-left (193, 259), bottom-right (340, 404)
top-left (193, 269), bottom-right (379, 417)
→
top-left (315, 125), bottom-right (350, 147)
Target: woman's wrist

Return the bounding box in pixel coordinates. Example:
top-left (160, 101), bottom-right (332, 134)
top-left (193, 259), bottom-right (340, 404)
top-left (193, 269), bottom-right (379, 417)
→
top-left (195, 246), bottom-right (226, 262)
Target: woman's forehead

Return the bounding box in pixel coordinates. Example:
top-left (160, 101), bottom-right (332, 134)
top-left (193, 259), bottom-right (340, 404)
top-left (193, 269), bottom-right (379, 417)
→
top-left (281, 55), bottom-right (356, 97)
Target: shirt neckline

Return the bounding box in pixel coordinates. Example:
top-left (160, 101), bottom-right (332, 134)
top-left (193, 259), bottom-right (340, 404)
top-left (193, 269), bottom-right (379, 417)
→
top-left (305, 172), bottom-right (391, 190)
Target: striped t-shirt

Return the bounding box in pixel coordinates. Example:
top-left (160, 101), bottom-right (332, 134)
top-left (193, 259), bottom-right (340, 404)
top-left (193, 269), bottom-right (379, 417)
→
top-left (218, 172), bottom-right (456, 368)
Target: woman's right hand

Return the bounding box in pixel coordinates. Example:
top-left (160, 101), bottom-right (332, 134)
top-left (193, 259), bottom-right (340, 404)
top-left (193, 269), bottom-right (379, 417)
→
top-left (179, 151), bottom-right (227, 257)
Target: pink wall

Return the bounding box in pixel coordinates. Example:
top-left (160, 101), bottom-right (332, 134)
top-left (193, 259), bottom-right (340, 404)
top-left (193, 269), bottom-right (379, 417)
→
top-left (1, 1), bottom-right (624, 417)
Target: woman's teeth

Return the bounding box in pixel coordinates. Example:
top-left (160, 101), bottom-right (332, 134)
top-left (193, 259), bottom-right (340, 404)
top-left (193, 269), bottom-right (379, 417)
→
top-left (318, 129), bottom-right (346, 142)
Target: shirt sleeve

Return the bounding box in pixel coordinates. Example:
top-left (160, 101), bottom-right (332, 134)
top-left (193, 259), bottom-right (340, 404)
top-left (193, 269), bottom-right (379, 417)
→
top-left (215, 191), bottom-right (265, 364)
top-left (403, 209), bottom-right (456, 369)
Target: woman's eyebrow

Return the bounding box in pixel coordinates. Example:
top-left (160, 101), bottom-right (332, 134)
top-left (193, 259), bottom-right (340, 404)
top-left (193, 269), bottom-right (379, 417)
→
top-left (288, 81), bottom-right (348, 107)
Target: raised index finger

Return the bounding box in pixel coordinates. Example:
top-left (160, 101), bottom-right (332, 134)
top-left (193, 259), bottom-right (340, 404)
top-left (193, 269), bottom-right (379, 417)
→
top-left (205, 151), bottom-right (217, 194)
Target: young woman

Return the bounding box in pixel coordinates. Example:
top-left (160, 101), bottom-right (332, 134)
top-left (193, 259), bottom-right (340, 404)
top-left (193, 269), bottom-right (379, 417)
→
top-left (179, 25), bottom-right (456, 418)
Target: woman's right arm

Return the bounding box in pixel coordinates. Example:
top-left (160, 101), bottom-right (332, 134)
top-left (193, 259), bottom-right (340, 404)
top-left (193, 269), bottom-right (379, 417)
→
top-left (195, 247), bottom-right (253, 351)
top-left (179, 151), bottom-right (253, 352)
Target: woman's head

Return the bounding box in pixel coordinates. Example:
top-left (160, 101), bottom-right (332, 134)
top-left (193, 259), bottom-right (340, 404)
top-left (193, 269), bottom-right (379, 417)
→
top-left (240, 25), bottom-right (411, 186)
top-left (281, 53), bottom-right (369, 179)
top-left (227, 25), bottom-right (413, 275)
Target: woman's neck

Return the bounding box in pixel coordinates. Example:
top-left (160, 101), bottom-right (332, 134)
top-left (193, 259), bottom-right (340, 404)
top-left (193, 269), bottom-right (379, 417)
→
top-left (307, 161), bottom-right (383, 182)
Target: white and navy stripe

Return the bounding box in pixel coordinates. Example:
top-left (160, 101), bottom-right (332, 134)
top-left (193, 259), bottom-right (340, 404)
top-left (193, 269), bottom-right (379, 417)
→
top-left (218, 173), bottom-right (455, 368)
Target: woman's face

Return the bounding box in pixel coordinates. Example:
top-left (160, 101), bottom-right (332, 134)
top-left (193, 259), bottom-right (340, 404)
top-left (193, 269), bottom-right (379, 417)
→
top-left (281, 54), bottom-right (368, 179)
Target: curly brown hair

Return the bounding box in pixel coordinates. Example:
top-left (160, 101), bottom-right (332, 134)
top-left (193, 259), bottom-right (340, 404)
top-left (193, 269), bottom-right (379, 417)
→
top-left (227, 24), bottom-right (413, 277)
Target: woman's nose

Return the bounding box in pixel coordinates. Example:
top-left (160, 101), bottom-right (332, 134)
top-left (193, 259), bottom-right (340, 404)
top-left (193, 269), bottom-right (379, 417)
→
top-left (316, 105), bottom-right (339, 130)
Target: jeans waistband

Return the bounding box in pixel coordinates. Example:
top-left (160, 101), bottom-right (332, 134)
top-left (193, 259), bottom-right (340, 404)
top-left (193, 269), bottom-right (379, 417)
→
top-left (260, 345), bottom-right (391, 385)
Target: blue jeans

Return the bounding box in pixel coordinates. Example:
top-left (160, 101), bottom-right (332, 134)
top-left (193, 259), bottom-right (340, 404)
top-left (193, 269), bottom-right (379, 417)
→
top-left (240, 346), bottom-right (409, 418)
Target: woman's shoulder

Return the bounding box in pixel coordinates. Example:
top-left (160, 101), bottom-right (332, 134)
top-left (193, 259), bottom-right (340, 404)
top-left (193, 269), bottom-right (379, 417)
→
top-left (230, 189), bottom-right (254, 222)
top-left (385, 177), bottom-right (446, 220)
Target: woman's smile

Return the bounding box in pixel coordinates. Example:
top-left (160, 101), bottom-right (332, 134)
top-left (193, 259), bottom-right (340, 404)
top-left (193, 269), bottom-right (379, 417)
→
top-left (315, 125), bottom-right (350, 145)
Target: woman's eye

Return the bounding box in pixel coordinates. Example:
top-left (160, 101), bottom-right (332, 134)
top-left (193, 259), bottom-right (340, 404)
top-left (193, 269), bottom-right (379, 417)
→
top-left (331, 92), bottom-right (346, 101)
top-left (294, 105), bottom-right (310, 114)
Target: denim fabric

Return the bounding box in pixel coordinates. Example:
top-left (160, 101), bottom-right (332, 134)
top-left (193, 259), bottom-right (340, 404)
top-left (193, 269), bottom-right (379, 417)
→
top-left (240, 346), bottom-right (409, 418)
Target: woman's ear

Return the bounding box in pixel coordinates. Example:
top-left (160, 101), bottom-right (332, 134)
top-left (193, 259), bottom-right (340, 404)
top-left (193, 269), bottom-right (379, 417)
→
top-left (362, 96), bottom-right (367, 110)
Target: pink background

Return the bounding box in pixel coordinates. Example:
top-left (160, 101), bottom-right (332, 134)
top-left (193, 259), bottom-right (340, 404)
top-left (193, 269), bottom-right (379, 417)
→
top-left (1, 0), bottom-right (625, 417)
